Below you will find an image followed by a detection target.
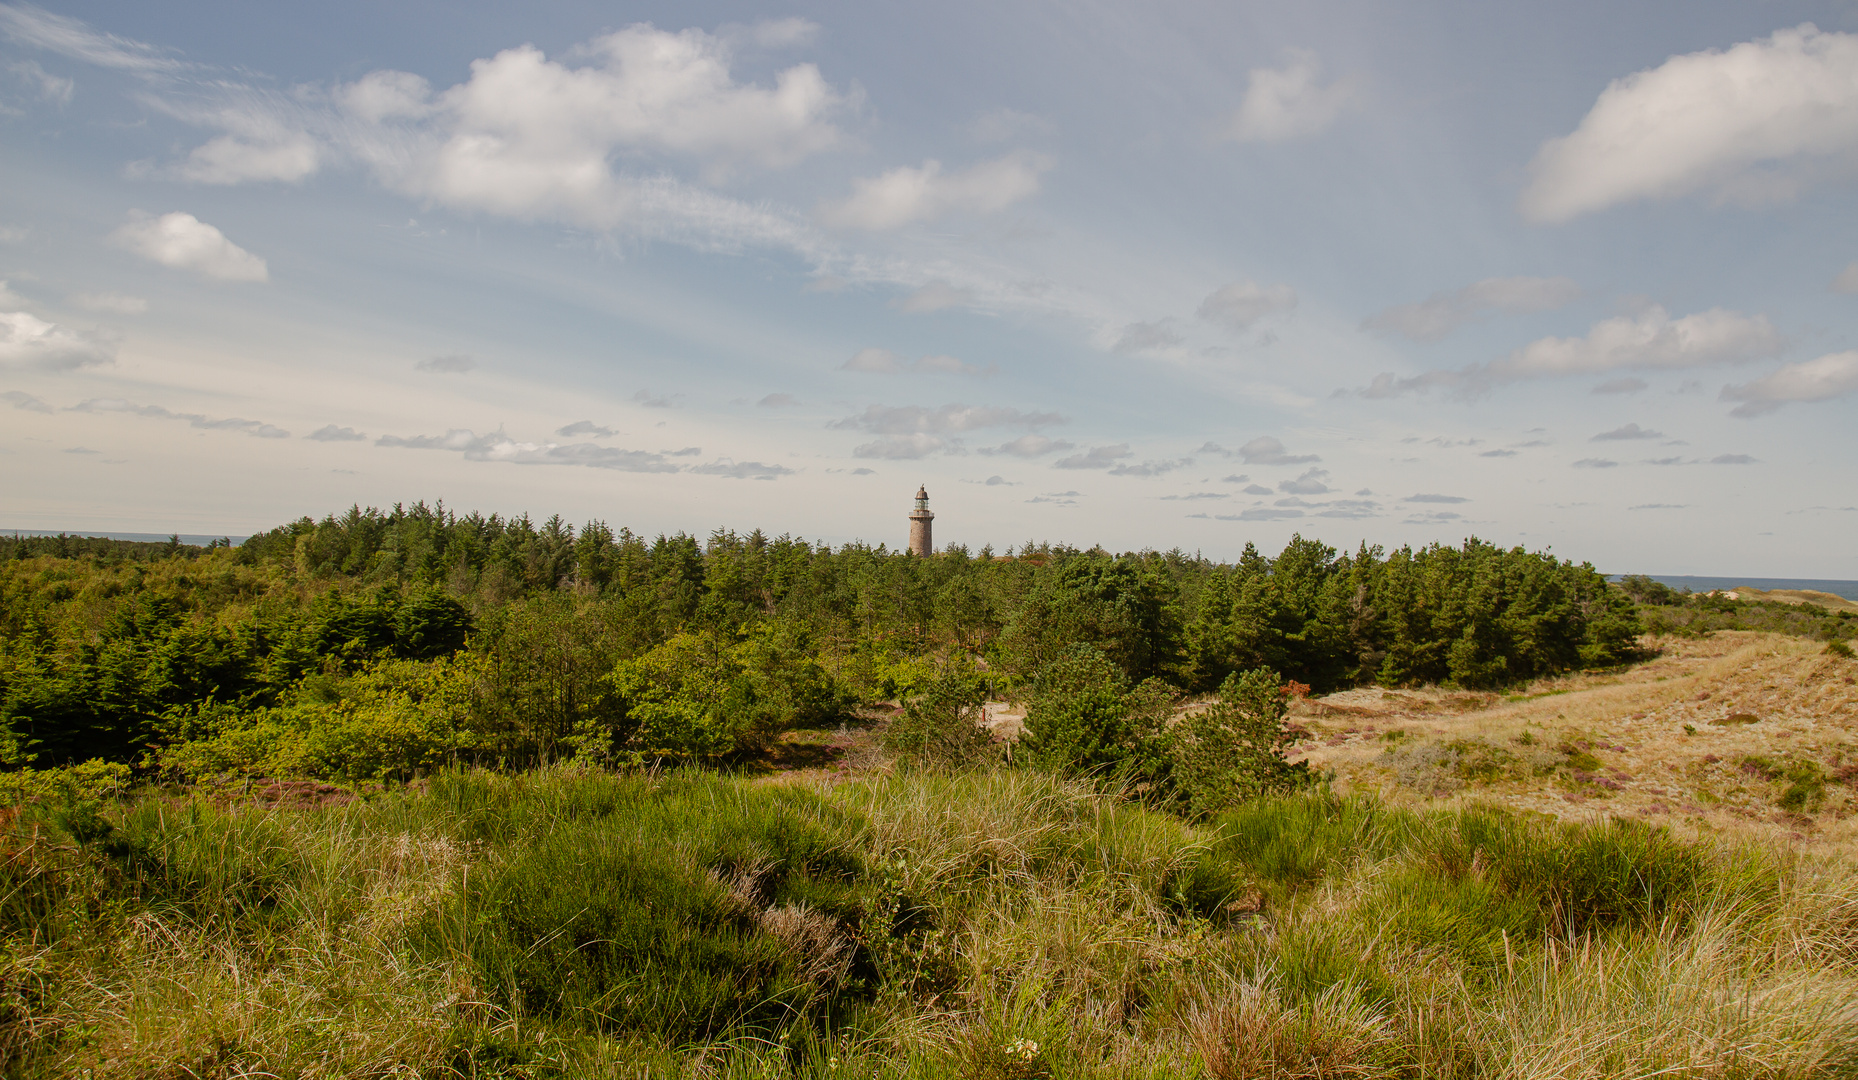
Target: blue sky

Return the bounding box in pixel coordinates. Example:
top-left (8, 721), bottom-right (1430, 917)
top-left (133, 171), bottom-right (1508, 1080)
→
top-left (3, 1), bottom-right (1857, 575)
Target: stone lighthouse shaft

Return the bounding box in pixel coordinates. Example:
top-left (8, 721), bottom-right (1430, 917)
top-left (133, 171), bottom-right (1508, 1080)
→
top-left (908, 486), bottom-right (934, 556)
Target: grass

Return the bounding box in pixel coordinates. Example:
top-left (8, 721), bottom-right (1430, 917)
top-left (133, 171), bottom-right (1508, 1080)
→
top-left (1297, 631), bottom-right (1858, 859)
top-left (2, 763), bottom-right (1855, 1078)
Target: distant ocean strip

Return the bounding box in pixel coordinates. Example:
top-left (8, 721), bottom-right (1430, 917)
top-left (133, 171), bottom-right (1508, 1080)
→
top-left (4, 529), bottom-right (250, 547)
top-left (1609, 575), bottom-right (1858, 602)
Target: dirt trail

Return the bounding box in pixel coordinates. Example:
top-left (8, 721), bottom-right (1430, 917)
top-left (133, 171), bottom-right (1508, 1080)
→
top-left (1289, 632), bottom-right (1858, 858)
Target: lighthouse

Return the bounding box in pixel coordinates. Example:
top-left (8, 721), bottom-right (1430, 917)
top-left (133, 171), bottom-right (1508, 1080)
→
top-left (908, 486), bottom-right (934, 556)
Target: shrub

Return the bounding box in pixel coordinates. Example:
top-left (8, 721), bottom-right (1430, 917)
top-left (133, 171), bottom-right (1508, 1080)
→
top-left (882, 658), bottom-right (996, 767)
top-left (609, 631), bottom-right (769, 763)
top-left (392, 588), bottom-right (473, 659)
top-left (1778, 760), bottom-right (1827, 812)
top-left (150, 658), bottom-right (476, 781)
top-left (1171, 668), bottom-right (1313, 816)
top-left (0, 759), bottom-right (132, 805)
top-left (1019, 645), bottom-right (1175, 792)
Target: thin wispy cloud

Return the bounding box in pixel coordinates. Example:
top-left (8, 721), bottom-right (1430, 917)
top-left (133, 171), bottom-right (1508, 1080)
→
top-left (1363, 276), bottom-right (1579, 342)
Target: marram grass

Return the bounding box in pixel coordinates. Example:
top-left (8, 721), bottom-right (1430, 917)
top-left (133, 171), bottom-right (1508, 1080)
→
top-left (1, 766), bottom-right (1853, 1078)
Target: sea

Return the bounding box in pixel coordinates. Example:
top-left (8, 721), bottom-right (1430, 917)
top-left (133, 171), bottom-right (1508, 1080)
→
top-left (1609, 574), bottom-right (1858, 602)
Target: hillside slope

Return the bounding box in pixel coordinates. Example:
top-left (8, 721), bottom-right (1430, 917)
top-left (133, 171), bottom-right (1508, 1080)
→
top-left (1291, 632), bottom-right (1858, 859)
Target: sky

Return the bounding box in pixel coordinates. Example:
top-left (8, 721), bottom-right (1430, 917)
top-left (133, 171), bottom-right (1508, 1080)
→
top-left (2, 0), bottom-right (1857, 576)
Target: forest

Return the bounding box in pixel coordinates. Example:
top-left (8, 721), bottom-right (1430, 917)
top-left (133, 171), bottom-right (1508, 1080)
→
top-left (5, 507), bottom-right (1857, 1079)
top-left (0, 501), bottom-right (1644, 784)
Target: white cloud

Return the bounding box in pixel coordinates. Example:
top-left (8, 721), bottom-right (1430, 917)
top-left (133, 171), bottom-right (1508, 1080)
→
top-left (1721, 350), bottom-right (1858, 416)
top-left (1835, 263), bottom-right (1858, 294)
top-left (1197, 281), bottom-right (1298, 332)
top-left (1354, 305), bottom-right (1780, 398)
top-left (377, 428), bottom-right (685, 471)
top-left (557, 420), bottom-right (616, 436)
top-left (1053, 444), bottom-right (1131, 469)
top-left (1110, 458), bottom-right (1188, 477)
top-left (56, 15), bottom-right (848, 240)
top-left (1405, 493), bottom-right (1469, 504)
top-left (837, 402), bottom-right (1061, 459)
top-left (852, 433), bottom-right (948, 459)
top-left (757, 393), bottom-right (799, 408)
top-left (109, 211), bottom-right (268, 282)
top-left (9, 59), bottom-right (73, 103)
top-left (687, 458), bottom-right (795, 479)
top-left (1238, 436), bottom-right (1320, 465)
top-left (306, 424), bottom-right (365, 442)
top-left (1593, 377), bottom-right (1647, 394)
top-left (1496, 306), bottom-right (1778, 379)
top-left (1521, 25), bottom-right (1858, 222)
top-left (1112, 320), bottom-right (1183, 355)
top-left (843, 347), bottom-right (903, 373)
top-left (416, 354), bottom-right (474, 374)
top-left (0, 225), bottom-right (26, 243)
top-left (179, 130), bottom-right (320, 184)
top-left (831, 402), bottom-right (1063, 435)
top-left (818, 152), bottom-right (1051, 230)
top-left (1362, 276), bottom-right (1580, 342)
top-left (1592, 422), bottom-right (1663, 441)
top-left (893, 281), bottom-right (976, 313)
top-left (0, 310), bottom-right (114, 369)
top-left (2, 390), bottom-right (52, 412)
top-left (840, 348), bottom-right (992, 376)
top-left (72, 397), bottom-right (287, 437)
top-left (370, 25), bottom-right (848, 201)
top-left (0, 4), bottom-right (194, 75)
top-left (1276, 467), bottom-right (1330, 494)
top-left (336, 69), bottom-right (432, 124)
top-left (1224, 48), bottom-right (1352, 143)
top-left (983, 434), bottom-right (1074, 457)
top-left (71, 291), bottom-right (148, 314)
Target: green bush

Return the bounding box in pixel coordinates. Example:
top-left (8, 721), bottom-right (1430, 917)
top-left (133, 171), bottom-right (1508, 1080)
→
top-left (1172, 668), bottom-right (1313, 816)
top-left (883, 659), bottom-right (996, 767)
top-left (609, 631), bottom-right (769, 763)
top-left (1019, 645), bottom-right (1175, 791)
top-left (150, 657), bottom-right (476, 781)
top-left (0, 759), bottom-right (132, 805)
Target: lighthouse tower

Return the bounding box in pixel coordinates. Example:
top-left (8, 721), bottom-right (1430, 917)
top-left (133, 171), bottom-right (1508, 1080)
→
top-left (908, 486), bottom-right (934, 556)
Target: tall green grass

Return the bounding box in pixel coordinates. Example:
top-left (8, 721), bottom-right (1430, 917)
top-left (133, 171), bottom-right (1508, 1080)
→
top-left (1, 768), bottom-right (1853, 1078)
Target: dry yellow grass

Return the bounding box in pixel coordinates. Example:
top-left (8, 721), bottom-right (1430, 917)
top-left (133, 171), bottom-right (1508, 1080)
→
top-left (1723, 587), bottom-right (1858, 613)
top-left (1289, 631), bottom-right (1858, 861)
